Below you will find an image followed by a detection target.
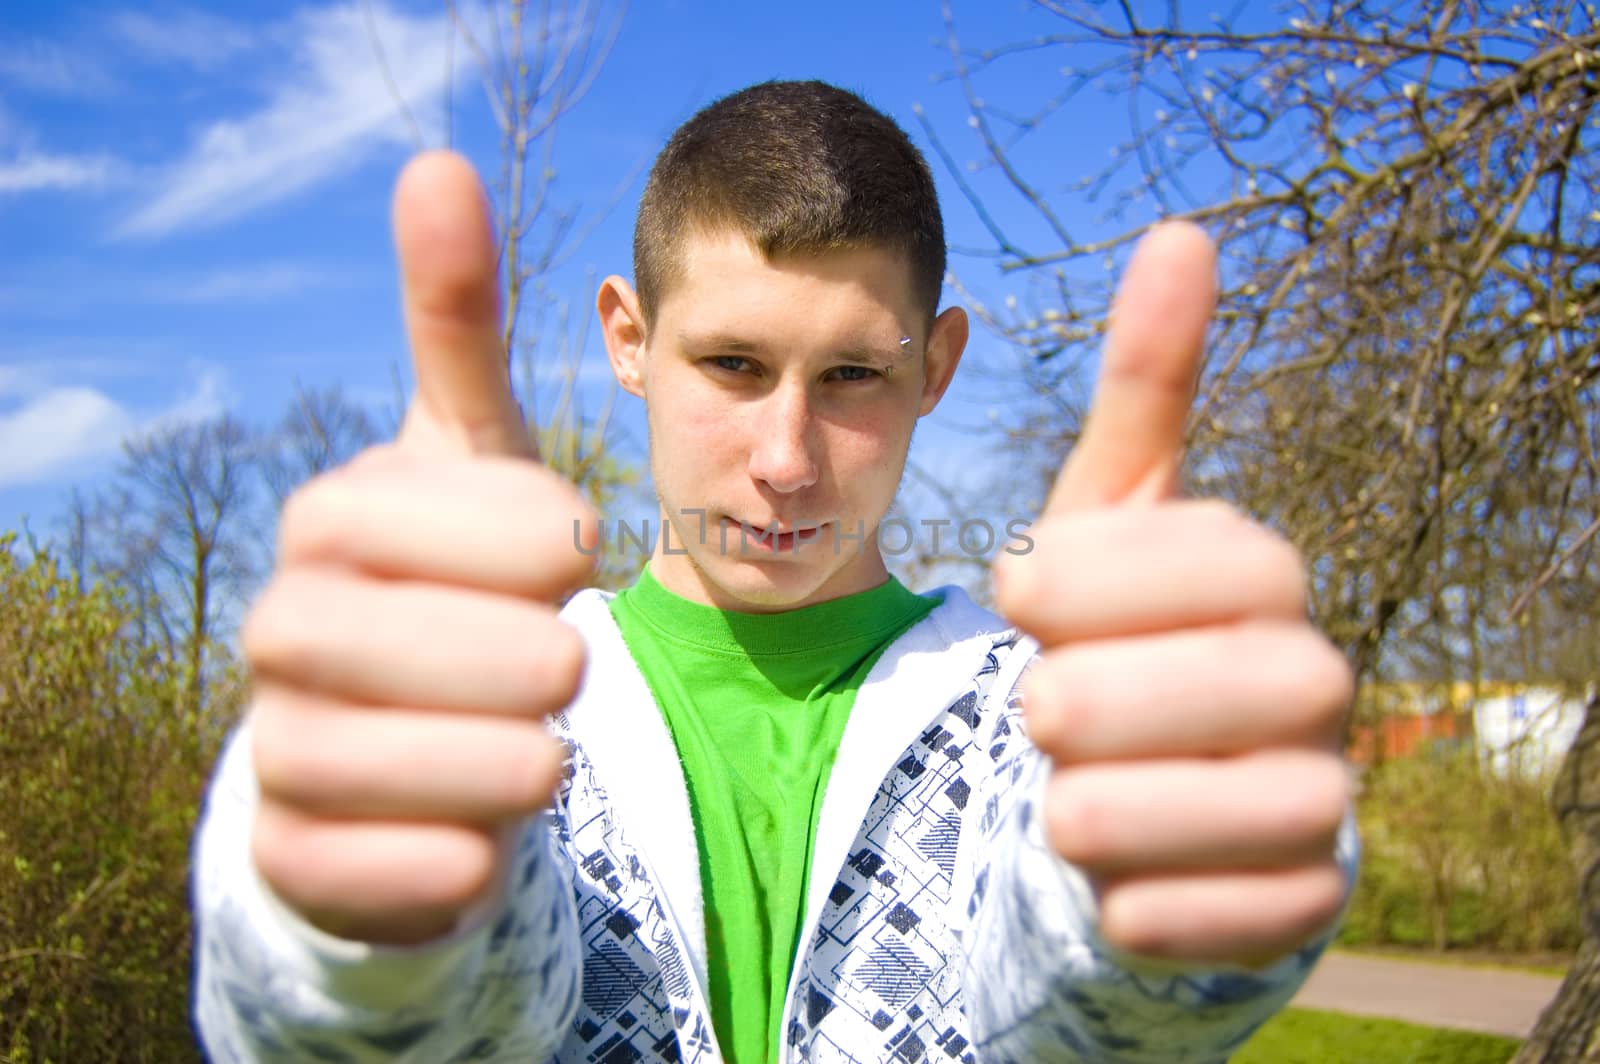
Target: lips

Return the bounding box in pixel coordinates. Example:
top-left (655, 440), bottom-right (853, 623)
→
top-left (719, 517), bottom-right (827, 554)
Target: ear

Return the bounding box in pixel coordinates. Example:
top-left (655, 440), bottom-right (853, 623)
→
top-left (918, 305), bottom-right (969, 416)
top-left (597, 275), bottom-right (648, 399)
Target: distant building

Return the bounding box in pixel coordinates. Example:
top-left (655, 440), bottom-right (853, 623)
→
top-left (1474, 687), bottom-right (1590, 779)
top-left (1347, 680), bottom-right (1475, 767)
top-left (1348, 680), bottom-right (1593, 777)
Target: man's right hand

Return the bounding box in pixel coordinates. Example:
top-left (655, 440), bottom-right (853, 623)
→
top-left (243, 152), bottom-right (598, 945)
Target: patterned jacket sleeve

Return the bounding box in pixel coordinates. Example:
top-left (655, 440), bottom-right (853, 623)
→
top-left (961, 663), bottom-right (1360, 1064)
top-left (191, 726), bottom-right (584, 1063)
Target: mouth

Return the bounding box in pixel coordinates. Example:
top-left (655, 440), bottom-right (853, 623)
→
top-left (719, 517), bottom-right (827, 554)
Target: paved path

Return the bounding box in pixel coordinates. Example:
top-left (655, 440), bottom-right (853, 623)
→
top-left (1292, 951), bottom-right (1564, 1039)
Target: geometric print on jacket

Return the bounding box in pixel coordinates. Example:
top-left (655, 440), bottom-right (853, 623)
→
top-left (546, 722), bottom-right (719, 1063)
top-left (542, 631), bottom-right (1027, 1063)
top-left (783, 637), bottom-right (1022, 1063)
top-left (544, 596), bottom-right (1352, 1063)
top-left (544, 630), bottom-right (1030, 1062)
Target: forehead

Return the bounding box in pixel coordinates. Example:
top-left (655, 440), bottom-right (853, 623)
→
top-left (656, 228), bottom-right (919, 330)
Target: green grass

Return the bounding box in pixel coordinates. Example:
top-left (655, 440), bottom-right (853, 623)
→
top-left (1231, 1008), bottom-right (1521, 1063)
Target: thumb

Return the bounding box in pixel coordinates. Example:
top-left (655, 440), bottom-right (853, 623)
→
top-left (393, 151), bottom-right (533, 459)
top-left (1045, 221), bottom-right (1215, 513)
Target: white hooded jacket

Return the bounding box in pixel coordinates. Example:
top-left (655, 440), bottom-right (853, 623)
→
top-left (193, 585), bottom-right (1355, 1063)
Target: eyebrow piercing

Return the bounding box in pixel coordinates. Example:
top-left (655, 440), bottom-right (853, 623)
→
top-left (886, 336), bottom-right (913, 377)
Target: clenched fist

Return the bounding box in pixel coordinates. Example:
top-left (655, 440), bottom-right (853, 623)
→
top-left (242, 153), bottom-right (598, 945)
top-left (994, 223), bottom-right (1354, 967)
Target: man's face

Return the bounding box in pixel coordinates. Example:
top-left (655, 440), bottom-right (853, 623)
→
top-left (599, 230), bottom-right (966, 611)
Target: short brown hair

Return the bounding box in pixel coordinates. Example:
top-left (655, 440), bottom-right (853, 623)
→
top-left (633, 80), bottom-right (946, 326)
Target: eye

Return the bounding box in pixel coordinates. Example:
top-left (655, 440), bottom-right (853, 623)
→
top-left (828, 364), bottom-right (881, 383)
top-left (706, 355), bottom-right (757, 375)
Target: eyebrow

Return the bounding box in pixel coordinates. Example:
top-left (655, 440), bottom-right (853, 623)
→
top-left (679, 331), bottom-right (763, 353)
top-left (677, 331), bottom-right (910, 364)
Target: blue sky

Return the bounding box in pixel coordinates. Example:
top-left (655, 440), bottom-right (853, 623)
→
top-left (1, 0), bottom-right (1151, 541)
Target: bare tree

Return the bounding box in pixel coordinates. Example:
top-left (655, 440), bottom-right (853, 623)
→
top-left (448, 0), bottom-right (633, 474)
top-left (57, 488), bottom-right (94, 596)
top-left (932, 1), bottom-right (1599, 1053)
top-left (259, 383), bottom-right (379, 510)
top-left (359, 1), bottom-right (643, 577)
top-left (1528, 691), bottom-right (1600, 1058)
top-left (97, 416), bottom-right (259, 719)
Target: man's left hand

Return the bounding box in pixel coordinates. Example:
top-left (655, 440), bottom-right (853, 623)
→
top-left (993, 222), bottom-right (1354, 967)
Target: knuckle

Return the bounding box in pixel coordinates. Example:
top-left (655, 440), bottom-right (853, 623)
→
top-left (279, 473), bottom-right (352, 562)
top-left (1046, 773), bottom-right (1111, 866)
top-left (1293, 861), bottom-right (1349, 933)
top-left (1280, 756), bottom-right (1349, 843)
top-left (561, 489), bottom-right (602, 542)
top-left (238, 597), bottom-right (272, 667)
top-left (1027, 652), bottom-right (1104, 760)
top-left (1195, 502), bottom-right (1309, 615)
top-left (248, 697), bottom-right (301, 796)
top-left (497, 730), bottom-right (565, 814)
top-left (517, 463), bottom-right (603, 587)
top-left (1317, 641), bottom-right (1357, 719)
top-left (250, 695), bottom-right (344, 807)
top-left (1197, 498), bottom-right (1244, 527)
top-left (558, 518), bottom-right (603, 585)
top-left (1096, 888), bottom-right (1157, 955)
top-left (1301, 640), bottom-right (1356, 736)
top-left (1257, 533), bottom-right (1309, 612)
top-left (241, 583), bottom-right (295, 674)
top-left (530, 619), bottom-right (587, 709)
top-left (1021, 667), bottom-right (1071, 754)
top-left (241, 573), bottom-right (323, 678)
top-left (990, 551), bottom-right (1027, 618)
top-left (431, 834), bottom-right (501, 911)
top-left (250, 803), bottom-right (310, 895)
top-left (1273, 633), bottom-right (1356, 739)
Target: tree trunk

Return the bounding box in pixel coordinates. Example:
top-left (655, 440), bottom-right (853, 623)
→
top-left (1431, 878), bottom-right (1450, 952)
top-left (1513, 694), bottom-right (1600, 1062)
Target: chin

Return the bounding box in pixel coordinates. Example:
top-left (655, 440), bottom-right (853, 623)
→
top-left (657, 543), bottom-right (837, 611)
top-left (652, 519), bottom-right (883, 611)
top-left (701, 558), bottom-right (833, 612)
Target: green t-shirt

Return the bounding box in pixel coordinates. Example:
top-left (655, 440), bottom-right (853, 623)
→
top-left (609, 567), bottom-right (938, 1063)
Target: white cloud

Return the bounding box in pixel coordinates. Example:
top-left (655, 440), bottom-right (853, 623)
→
top-left (0, 366), bottom-right (37, 398)
top-left (0, 8), bottom-right (255, 96)
top-left (0, 95), bottom-right (117, 200)
top-left (142, 262), bottom-right (334, 304)
top-left (117, 2), bottom-right (461, 239)
top-left (0, 365), bottom-right (228, 487)
top-left (138, 367), bottom-right (229, 435)
top-left (1, 262), bottom-right (336, 314)
top-left (110, 10), bottom-right (255, 71)
top-left (0, 150), bottom-right (115, 193)
top-left (0, 388), bottom-right (134, 486)
top-left (0, 40), bottom-right (117, 96)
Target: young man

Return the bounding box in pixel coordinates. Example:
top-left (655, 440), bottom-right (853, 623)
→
top-left (194, 82), bottom-right (1356, 1062)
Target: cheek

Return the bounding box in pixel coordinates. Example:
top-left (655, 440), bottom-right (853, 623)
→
top-left (648, 388), bottom-right (743, 485)
top-left (825, 410), bottom-right (913, 487)
top-left (837, 394), bottom-right (917, 455)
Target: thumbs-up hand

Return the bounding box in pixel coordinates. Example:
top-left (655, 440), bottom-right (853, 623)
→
top-left (243, 153), bottom-right (598, 945)
top-left (992, 224), bottom-right (1353, 967)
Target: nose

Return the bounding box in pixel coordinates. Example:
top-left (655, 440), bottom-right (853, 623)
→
top-left (748, 383), bottom-right (819, 494)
